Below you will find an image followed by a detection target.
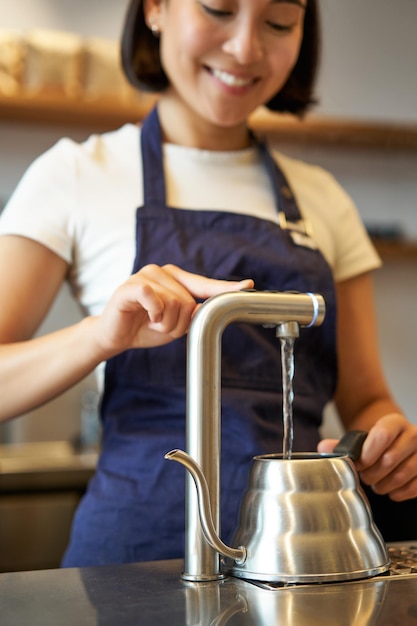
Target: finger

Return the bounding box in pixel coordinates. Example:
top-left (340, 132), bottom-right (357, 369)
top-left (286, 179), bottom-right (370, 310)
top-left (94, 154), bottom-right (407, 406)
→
top-left (357, 415), bottom-right (417, 479)
top-left (317, 439), bottom-right (339, 454)
top-left (114, 276), bottom-right (192, 336)
top-left (162, 264), bottom-right (254, 299)
top-left (360, 429), bottom-right (417, 486)
top-left (130, 263), bottom-right (250, 338)
top-left (117, 278), bottom-right (167, 324)
top-left (147, 294), bottom-right (194, 338)
top-left (356, 415), bottom-right (404, 470)
top-left (369, 452), bottom-right (417, 501)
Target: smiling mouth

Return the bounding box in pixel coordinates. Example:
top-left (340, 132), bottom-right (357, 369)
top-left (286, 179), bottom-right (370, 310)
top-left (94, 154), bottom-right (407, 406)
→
top-left (209, 67), bottom-right (256, 88)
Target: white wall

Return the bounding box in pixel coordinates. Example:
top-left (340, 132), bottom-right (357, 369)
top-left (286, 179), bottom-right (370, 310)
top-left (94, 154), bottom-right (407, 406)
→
top-left (316, 0), bottom-right (417, 123)
top-left (0, 0), bottom-right (129, 40)
top-left (0, 0), bottom-right (416, 442)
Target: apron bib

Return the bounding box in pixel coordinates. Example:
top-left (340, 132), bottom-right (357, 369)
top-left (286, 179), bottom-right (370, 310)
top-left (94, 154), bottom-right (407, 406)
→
top-left (62, 108), bottom-right (337, 567)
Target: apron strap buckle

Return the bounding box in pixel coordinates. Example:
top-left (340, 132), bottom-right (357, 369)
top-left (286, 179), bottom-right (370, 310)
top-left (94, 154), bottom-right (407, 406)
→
top-left (278, 211), bottom-right (314, 238)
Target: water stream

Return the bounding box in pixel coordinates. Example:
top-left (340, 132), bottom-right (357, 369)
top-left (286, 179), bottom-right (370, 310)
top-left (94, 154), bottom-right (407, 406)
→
top-left (280, 337), bottom-right (295, 460)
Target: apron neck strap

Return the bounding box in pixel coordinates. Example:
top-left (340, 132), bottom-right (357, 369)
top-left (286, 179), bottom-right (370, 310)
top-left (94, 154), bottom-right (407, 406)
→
top-left (141, 106), bottom-right (302, 222)
top-left (140, 107), bottom-right (167, 206)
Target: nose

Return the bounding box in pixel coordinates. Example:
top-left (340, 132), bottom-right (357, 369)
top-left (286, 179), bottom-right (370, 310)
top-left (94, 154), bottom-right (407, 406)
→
top-left (221, 21), bottom-right (264, 64)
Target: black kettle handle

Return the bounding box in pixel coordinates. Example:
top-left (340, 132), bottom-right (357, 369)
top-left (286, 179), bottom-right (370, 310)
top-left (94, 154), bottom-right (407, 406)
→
top-left (333, 430), bottom-right (368, 461)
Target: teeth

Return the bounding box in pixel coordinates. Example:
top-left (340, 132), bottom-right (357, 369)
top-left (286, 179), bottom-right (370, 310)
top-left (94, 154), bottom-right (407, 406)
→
top-left (212, 68), bottom-right (252, 87)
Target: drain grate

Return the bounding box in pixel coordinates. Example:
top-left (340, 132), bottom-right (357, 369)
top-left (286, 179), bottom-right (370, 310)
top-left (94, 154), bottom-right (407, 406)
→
top-left (387, 544), bottom-right (417, 576)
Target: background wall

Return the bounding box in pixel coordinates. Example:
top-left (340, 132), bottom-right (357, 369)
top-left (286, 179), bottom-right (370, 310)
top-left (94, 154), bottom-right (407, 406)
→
top-left (317, 0), bottom-right (417, 123)
top-left (0, 0), bottom-right (416, 442)
top-left (2, 0), bottom-right (417, 122)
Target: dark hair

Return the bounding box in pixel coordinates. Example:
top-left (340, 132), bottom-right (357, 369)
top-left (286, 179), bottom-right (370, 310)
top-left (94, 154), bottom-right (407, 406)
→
top-left (121, 0), bottom-right (320, 116)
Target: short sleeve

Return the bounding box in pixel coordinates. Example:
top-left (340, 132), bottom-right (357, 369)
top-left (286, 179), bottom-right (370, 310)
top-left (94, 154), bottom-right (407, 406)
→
top-left (0, 137), bottom-right (78, 263)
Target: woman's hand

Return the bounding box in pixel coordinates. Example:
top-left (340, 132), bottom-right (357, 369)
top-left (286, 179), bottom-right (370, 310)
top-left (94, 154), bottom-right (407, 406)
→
top-left (320, 273), bottom-right (417, 502)
top-left (92, 264), bottom-right (254, 358)
top-left (318, 414), bottom-right (417, 501)
top-left (0, 243), bottom-right (253, 421)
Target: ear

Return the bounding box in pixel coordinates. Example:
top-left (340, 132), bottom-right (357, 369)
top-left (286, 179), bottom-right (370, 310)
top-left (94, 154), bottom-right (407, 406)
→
top-left (143, 0), bottom-right (163, 29)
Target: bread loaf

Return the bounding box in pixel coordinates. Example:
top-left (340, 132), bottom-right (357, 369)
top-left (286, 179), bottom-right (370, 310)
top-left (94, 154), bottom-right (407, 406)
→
top-left (24, 29), bottom-right (82, 97)
top-left (0, 27), bottom-right (156, 112)
top-left (0, 30), bottom-right (24, 96)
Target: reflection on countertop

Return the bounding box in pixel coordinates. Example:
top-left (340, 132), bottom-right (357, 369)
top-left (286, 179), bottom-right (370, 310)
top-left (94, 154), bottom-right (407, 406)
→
top-left (2, 558), bottom-right (417, 626)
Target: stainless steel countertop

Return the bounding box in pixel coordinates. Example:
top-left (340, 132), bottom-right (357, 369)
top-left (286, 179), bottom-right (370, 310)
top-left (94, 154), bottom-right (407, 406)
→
top-left (1, 558), bottom-right (417, 625)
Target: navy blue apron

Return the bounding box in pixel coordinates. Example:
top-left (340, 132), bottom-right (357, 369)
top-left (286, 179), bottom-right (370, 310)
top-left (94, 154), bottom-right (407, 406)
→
top-left (62, 108), bottom-right (337, 567)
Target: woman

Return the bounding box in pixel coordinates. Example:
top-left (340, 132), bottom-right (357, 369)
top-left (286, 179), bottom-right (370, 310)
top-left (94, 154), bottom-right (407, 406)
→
top-left (0, 0), bottom-right (416, 566)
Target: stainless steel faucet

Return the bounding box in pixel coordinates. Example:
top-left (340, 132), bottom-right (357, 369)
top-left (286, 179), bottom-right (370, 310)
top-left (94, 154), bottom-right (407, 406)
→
top-left (182, 290), bottom-right (325, 581)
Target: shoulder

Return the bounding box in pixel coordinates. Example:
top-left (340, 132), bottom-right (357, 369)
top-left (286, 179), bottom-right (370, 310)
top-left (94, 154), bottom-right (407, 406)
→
top-left (8, 123), bottom-right (141, 195)
top-left (270, 148), bottom-right (381, 280)
top-left (269, 147), bottom-right (357, 238)
top-left (50, 123), bottom-right (140, 172)
top-left (0, 124), bottom-right (141, 262)
top-left (271, 149), bottom-right (352, 206)
top-left (6, 123), bottom-right (141, 215)
top-left (76, 123), bottom-right (140, 163)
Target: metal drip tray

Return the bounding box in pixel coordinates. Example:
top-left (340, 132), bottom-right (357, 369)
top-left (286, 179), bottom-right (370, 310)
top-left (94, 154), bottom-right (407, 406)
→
top-left (247, 543), bottom-right (417, 590)
top-left (386, 543), bottom-right (417, 576)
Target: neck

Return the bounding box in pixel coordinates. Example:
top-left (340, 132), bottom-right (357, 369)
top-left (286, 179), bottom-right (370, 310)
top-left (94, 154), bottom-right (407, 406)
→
top-left (156, 95), bottom-right (252, 151)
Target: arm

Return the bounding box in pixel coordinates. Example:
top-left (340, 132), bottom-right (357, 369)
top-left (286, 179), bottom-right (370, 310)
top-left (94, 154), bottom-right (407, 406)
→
top-left (318, 271), bottom-right (417, 501)
top-left (0, 235), bottom-right (253, 422)
top-left (0, 235), bottom-right (107, 421)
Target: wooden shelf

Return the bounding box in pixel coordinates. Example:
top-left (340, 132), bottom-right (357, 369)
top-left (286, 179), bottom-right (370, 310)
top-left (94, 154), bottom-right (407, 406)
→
top-left (1, 93), bottom-right (416, 262)
top-left (249, 109), bottom-right (417, 151)
top-left (1, 92), bottom-right (417, 151)
top-left (0, 91), bottom-right (155, 129)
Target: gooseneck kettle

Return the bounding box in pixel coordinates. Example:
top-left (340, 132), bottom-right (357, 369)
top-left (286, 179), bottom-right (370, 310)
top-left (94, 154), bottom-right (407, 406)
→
top-left (165, 290), bottom-right (389, 583)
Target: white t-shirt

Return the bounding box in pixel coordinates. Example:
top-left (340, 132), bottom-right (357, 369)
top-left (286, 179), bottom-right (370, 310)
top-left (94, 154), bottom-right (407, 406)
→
top-left (0, 123), bottom-right (381, 317)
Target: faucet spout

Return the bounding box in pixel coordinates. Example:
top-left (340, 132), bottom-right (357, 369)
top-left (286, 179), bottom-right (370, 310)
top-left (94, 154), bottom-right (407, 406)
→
top-left (165, 449), bottom-right (246, 565)
top-left (183, 290), bottom-right (325, 581)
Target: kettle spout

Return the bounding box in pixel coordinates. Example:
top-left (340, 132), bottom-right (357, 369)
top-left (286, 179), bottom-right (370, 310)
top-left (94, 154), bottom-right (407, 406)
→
top-left (165, 449), bottom-right (246, 565)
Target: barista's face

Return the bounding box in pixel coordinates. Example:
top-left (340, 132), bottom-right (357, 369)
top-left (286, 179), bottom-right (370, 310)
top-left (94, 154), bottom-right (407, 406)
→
top-left (145, 0), bottom-right (306, 139)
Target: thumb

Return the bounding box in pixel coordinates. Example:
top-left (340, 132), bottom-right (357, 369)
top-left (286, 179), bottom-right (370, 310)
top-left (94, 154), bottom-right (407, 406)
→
top-left (317, 438), bottom-right (339, 454)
